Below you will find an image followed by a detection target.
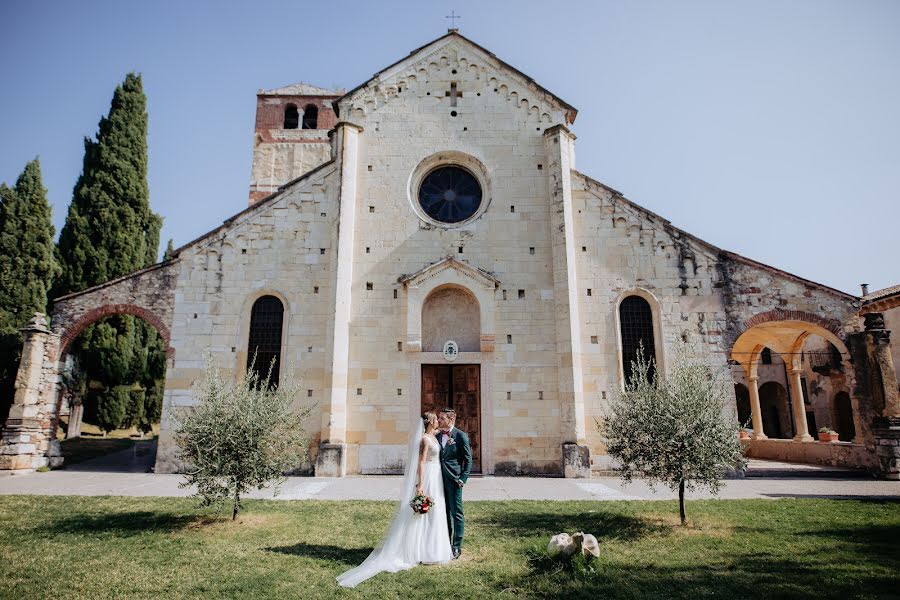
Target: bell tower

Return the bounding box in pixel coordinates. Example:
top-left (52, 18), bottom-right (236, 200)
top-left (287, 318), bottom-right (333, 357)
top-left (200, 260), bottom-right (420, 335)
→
top-left (248, 82), bottom-right (341, 204)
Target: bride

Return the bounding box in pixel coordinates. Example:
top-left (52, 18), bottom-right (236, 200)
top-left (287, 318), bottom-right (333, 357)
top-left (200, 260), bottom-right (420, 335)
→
top-left (336, 412), bottom-right (453, 587)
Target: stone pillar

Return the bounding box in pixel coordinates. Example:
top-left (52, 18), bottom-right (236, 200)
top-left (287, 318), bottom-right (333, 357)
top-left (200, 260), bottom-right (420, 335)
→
top-left (858, 313), bottom-right (900, 479)
top-left (317, 121), bottom-right (362, 477)
top-left (0, 313), bottom-right (62, 471)
top-left (747, 376), bottom-right (767, 440)
top-left (544, 125), bottom-right (589, 478)
top-left (788, 368), bottom-right (813, 442)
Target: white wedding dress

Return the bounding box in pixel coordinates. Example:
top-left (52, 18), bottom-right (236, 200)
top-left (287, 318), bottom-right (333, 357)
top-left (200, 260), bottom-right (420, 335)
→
top-left (336, 421), bottom-right (453, 587)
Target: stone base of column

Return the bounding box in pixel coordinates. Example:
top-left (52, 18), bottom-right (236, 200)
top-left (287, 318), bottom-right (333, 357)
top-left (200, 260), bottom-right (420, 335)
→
top-left (562, 443), bottom-right (591, 478)
top-left (315, 443), bottom-right (347, 477)
top-left (872, 416), bottom-right (900, 481)
top-left (0, 421), bottom-right (51, 472)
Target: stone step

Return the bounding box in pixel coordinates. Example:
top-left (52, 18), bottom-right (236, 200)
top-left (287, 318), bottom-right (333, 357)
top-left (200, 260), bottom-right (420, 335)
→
top-left (744, 459), bottom-right (871, 479)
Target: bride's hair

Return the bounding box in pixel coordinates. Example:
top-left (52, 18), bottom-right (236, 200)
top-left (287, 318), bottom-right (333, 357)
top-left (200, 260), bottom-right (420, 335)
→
top-left (422, 412), bottom-right (437, 431)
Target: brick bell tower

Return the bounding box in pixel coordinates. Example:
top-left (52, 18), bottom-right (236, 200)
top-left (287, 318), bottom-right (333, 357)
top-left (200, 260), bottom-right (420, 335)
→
top-left (248, 82), bottom-right (341, 204)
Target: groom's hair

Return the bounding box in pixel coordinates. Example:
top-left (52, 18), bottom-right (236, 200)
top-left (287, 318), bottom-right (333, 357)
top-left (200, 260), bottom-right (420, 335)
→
top-left (439, 408), bottom-right (456, 422)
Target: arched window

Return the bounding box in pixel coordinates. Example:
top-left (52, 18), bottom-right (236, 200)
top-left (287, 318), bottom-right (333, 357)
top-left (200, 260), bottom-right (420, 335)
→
top-left (247, 295), bottom-right (284, 387)
top-left (284, 104), bottom-right (299, 129)
top-left (619, 295), bottom-right (656, 383)
top-left (761, 347), bottom-right (773, 365)
top-left (302, 104), bottom-right (318, 129)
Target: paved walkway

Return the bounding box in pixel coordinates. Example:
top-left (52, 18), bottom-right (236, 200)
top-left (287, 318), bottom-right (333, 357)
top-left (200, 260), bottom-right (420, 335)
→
top-left (2, 464), bottom-right (897, 502)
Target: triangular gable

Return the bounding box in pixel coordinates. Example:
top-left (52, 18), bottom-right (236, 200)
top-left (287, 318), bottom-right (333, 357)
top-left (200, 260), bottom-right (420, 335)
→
top-left (398, 255), bottom-right (500, 290)
top-left (334, 31), bottom-right (577, 124)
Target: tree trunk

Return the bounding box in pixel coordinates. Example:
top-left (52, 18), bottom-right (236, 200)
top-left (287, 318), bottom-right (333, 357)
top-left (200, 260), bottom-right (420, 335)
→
top-left (232, 488), bottom-right (240, 520)
top-left (67, 403), bottom-right (84, 439)
top-left (678, 479), bottom-right (686, 525)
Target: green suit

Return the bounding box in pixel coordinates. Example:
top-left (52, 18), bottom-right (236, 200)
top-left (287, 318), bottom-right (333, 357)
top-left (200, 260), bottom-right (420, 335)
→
top-left (438, 427), bottom-right (472, 551)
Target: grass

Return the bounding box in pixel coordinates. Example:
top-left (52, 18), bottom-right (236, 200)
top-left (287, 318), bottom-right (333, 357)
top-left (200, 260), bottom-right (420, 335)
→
top-left (0, 496), bottom-right (897, 599)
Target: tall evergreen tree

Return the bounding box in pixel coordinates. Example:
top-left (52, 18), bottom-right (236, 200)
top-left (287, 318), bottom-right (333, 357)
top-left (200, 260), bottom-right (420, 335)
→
top-left (53, 73), bottom-right (166, 433)
top-left (162, 238), bottom-right (175, 261)
top-left (0, 159), bottom-right (60, 424)
top-left (55, 73), bottom-right (159, 295)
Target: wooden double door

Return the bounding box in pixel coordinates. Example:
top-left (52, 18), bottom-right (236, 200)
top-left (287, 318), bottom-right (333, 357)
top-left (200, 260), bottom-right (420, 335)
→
top-left (421, 364), bottom-right (481, 473)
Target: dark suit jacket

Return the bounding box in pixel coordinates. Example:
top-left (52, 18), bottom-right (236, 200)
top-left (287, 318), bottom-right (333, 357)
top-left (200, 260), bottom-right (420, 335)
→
top-left (439, 428), bottom-right (472, 484)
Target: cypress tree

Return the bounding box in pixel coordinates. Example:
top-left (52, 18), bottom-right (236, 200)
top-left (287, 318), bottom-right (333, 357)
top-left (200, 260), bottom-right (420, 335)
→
top-left (55, 73), bottom-right (159, 295)
top-left (162, 238), bottom-right (175, 261)
top-left (54, 73), bottom-right (166, 433)
top-left (0, 159), bottom-right (59, 424)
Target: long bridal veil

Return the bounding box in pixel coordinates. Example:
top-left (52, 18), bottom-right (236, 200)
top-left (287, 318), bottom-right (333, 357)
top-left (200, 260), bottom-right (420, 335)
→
top-left (336, 418), bottom-right (424, 588)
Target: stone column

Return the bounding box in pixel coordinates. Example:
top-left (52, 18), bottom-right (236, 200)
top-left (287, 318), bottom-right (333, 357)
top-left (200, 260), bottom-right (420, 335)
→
top-left (859, 312), bottom-right (900, 479)
top-left (317, 121), bottom-right (363, 477)
top-left (0, 313), bottom-right (61, 471)
top-left (544, 125), bottom-right (589, 478)
top-left (788, 368), bottom-right (813, 442)
top-left (747, 376), bottom-right (767, 440)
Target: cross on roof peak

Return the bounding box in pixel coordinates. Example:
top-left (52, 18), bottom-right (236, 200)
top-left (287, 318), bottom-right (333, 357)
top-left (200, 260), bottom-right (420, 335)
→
top-left (445, 10), bottom-right (461, 31)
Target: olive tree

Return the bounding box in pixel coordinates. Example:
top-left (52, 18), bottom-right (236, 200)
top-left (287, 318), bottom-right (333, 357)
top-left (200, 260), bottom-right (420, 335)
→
top-left (600, 341), bottom-right (743, 524)
top-left (174, 356), bottom-right (313, 519)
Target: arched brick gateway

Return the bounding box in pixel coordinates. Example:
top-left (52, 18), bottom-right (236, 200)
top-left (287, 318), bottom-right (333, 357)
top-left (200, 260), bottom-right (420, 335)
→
top-left (57, 303), bottom-right (174, 359)
top-left (0, 261), bottom-right (179, 471)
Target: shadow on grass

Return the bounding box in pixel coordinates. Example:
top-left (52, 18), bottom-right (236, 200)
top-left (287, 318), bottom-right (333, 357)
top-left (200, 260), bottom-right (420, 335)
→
top-left (37, 511), bottom-right (204, 537)
top-left (266, 543), bottom-right (373, 565)
top-left (475, 508), bottom-right (665, 542)
top-left (762, 493), bottom-right (900, 501)
top-left (501, 509), bottom-right (900, 600)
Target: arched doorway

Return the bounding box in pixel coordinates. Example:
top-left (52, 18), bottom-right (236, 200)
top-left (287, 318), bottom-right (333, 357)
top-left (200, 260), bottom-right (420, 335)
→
top-left (420, 285), bottom-right (482, 472)
top-left (54, 304), bottom-right (172, 472)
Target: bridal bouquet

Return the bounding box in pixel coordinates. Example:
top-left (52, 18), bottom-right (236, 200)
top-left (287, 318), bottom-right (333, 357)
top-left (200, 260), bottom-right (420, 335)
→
top-left (409, 493), bottom-right (432, 514)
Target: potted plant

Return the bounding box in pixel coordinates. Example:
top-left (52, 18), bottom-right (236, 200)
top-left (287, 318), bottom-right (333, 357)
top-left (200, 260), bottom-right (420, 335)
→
top-left (818, 426), bottom-right (840, 442)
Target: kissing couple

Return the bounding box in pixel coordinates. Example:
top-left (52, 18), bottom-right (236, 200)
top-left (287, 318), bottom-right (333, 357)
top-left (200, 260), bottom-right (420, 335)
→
top-left (337, 408), bottom-right (473, 587)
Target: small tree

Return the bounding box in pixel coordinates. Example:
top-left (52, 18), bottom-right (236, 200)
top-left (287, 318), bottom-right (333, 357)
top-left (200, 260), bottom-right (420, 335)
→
top-left (174, 356), bottom-right (312, 519)
top-left (601, 341), bottom-right (742, 525)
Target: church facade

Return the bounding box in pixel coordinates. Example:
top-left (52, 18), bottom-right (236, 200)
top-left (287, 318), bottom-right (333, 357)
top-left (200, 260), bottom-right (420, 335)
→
top-left (3, 32), bottom-right (898, 478)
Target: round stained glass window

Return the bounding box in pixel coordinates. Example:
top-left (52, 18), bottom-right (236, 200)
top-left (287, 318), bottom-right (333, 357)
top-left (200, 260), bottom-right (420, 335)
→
top-left (417, 166), bottom-right (483, 225)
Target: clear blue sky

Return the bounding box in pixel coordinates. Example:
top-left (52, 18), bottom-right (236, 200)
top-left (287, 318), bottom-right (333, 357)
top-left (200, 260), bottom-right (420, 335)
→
top-left (2, 0), bottom-right (898, 295)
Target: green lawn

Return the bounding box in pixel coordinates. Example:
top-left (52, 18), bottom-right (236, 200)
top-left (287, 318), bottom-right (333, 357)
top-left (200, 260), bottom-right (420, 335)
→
top-left (0, 496), bottom-right (897, 599)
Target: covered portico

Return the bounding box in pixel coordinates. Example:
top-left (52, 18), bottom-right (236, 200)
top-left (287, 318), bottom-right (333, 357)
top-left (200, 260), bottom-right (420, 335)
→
top-left (730, 310), bottom-right (874, 470)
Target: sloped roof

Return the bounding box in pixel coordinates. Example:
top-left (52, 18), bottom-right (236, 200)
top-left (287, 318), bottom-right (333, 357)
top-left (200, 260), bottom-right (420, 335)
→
top-left (260, 82), bottom-right (340, 96)
top-left (333, 30), bottom-right (578, 124)
top-left (863, 284), bottom-right (900, 302)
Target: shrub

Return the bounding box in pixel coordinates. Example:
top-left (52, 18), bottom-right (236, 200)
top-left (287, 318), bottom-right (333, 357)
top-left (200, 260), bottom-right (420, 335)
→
top-left (96, 386), bottom-right (129, 434)
top-left (601, 341), bottom-right (743, 524)
top-left (174, 355), bottom-right (313, 519)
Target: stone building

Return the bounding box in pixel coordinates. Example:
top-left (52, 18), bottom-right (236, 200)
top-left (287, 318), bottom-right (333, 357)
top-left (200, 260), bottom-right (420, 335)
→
top-left (2, 31), bottom-right (898, 478)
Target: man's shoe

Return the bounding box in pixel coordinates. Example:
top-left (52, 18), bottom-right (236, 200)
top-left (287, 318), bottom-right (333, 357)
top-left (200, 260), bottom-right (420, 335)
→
top-left (452, 548), bottom-right (461, 560)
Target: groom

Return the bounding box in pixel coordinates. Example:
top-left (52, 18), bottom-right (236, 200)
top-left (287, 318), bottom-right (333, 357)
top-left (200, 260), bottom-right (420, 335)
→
top-left (437, 408), bottom-right (472, 559)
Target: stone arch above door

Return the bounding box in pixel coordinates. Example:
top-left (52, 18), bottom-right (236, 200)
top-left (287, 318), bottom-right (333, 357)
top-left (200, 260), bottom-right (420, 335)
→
top-left (399, 256), bottom-right (499, 353)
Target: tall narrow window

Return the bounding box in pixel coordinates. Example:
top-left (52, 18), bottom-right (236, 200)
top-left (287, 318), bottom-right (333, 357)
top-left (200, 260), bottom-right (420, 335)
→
top-left (283, 104), bottom-right (299, 129)
top-left (302, 104), bottom-right (318, 129)
top-left (247, 295), bottom-right (284, 387)
top-left (761, 347), bottom-right (773, 365)
top-left (619, 295), bottom-right (656, 383)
